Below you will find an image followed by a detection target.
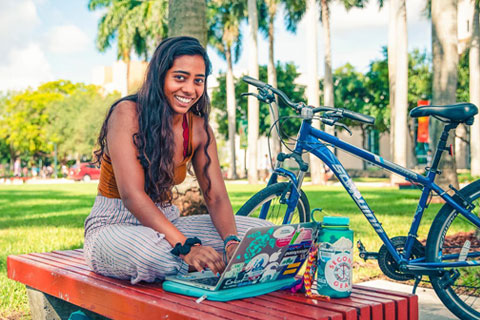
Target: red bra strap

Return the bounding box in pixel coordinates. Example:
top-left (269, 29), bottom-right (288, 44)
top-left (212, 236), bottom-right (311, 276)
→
top-left (182, 113), bottom-right (189, 158)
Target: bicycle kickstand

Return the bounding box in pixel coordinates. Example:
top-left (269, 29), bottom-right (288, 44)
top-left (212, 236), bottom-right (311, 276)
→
top-left (412, 276), bottom-right (422, 294)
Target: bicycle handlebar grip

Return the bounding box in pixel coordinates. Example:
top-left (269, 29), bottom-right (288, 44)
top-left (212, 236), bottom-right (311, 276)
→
top-left (242, 76), bottom-right (267, 88)
top-left (342, 109), bottom-right (375, 125)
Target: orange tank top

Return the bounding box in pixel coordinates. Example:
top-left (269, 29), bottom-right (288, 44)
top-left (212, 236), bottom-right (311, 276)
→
top-left (98, 112), bottom-right (194, 198)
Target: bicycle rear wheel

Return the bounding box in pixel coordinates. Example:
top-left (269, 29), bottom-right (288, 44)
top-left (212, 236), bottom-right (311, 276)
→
top-left (236, 182), bottom-right (310, 224)
top-left (426, 179), bottom-right (480, 319)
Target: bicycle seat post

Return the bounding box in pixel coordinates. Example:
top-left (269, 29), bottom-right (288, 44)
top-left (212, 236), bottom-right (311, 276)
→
top-left (429, 122), bottom-right (458, 178)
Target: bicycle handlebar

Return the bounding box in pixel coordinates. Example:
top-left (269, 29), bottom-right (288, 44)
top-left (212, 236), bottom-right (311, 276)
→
top-left (242, 76), bottom-right (375, 125)
top-left (243, 76), bottom-right (302, 111)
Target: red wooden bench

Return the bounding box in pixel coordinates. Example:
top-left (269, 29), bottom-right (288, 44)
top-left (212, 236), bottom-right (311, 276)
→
top-left (7, 249), bottom-right (418, 319)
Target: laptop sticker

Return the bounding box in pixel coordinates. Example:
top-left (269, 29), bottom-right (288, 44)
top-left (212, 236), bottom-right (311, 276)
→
top-left (260, 262), bottom-right (279, 282)
top-left (243, 228), bottom-right (276, 262)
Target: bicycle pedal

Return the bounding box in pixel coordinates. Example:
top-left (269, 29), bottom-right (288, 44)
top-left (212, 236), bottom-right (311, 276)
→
top-left (357, 240), bottom-right (378, 261)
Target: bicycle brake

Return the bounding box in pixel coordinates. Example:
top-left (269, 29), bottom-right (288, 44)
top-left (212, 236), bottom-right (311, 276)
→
top-left (335, 123), bottom-right (352, 136)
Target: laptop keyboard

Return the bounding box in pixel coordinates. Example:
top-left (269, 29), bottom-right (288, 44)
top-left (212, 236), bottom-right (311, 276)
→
top-left (191, 277), bottom-right (220, 286)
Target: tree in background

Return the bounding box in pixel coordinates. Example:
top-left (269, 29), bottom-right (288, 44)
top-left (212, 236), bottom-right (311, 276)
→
top-left (470, 0), bottom-right (480, 177)
top-left (331, 63), bottom-right (389, 169)
top-left (430, 0), bottom-right (459, 189)
top-left (207, 0), bottom-right (247, 179)
top-left (88, 0), bottom-right (168, 92)
top-left (47, 84), bottom-right (119, 162)
top-left (0, 81), bottom-right (119, 173)
top-left (168, 0), bottom-right (207, 46)
top-left (211, 63), bottom-right (305, 166)
top-left (385, 0), bottom-right (408, 185)
top-left (247, 0), bottom-right (260, 183)
top-left (261, 0), bottom-right (306, 159)
top-left (0, 81), bottom-right (75, 167)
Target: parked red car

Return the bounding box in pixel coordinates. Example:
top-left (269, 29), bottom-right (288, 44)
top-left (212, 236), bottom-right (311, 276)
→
top-left (68, 163), bottom-right (101, 182)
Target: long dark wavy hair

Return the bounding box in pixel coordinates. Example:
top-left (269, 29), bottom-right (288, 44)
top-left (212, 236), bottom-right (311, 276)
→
top-left (93, 36), bottom-right (213, 205)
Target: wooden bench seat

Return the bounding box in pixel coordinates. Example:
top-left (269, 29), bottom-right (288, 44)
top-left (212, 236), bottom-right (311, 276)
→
top-left (7, 250), bottom-right (418, 320)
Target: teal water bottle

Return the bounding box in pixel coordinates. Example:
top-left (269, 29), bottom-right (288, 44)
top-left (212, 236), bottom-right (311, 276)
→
top-left (314, 216), bottom-right (354, 298)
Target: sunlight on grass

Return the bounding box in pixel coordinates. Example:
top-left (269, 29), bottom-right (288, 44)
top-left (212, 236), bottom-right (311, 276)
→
top-left (0, 182), bottom-right (448, 318)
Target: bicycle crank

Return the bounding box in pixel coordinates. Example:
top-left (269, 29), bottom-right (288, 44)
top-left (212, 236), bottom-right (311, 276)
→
top-left (378, 236), bottom-right (425, 281)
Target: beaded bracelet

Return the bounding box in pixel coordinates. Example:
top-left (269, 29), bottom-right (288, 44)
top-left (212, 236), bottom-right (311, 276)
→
top-left (223, 235), bottom-right (241, 248)
top-left (170, 237), bottom-right (202, 256)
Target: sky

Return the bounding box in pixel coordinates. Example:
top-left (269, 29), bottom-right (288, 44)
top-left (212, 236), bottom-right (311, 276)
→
top-left (0, 0), bottom-right (432, 93)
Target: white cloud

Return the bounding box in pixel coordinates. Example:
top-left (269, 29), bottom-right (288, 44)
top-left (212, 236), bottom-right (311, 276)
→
top-left (0, 0), bottom-right (40, 59)
top-left (47, 25), bottom-right (90, 54)
top-left (0, 43), bottom-right (53, 91)
top-left (331, 0), bottom-right (428, 33)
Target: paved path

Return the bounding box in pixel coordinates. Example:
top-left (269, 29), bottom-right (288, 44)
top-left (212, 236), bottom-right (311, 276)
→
top-left (359, 280), bottom-right (457, 319)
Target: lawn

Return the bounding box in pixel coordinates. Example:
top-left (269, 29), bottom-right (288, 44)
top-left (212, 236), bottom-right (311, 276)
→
top-left (0, 182), bottom-right (444, 319)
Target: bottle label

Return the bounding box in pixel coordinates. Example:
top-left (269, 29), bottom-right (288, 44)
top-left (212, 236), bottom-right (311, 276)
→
top-left (317, 236), bottom-right (353, 293)
top-left (324, 252), bottom-right (352, 292)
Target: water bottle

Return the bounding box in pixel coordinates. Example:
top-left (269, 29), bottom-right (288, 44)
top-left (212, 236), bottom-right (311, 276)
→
top-left (314, 216), bottom-right (354, 298)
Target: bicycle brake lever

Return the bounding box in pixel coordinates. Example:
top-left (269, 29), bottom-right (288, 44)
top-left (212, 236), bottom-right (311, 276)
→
top-left (321, 118), bottom-right (336, 126)
top-left (241, 92), bottom-right (259, 98)
top-left (335, 122), bottom-right (352, 136)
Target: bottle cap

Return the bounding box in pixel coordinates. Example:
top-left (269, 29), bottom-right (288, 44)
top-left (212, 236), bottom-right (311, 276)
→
top-left (323, 216), bottom-right (350, 226)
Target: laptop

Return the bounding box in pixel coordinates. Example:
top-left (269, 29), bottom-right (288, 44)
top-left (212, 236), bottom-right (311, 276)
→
top-left (164, 222), bottom-right (318, 291)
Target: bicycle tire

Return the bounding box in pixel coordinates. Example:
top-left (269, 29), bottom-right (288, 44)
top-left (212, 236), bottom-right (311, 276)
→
top-left (236, 182), bottom-right (310, 224)
top-left (426, 179), bottom-right (480, 319)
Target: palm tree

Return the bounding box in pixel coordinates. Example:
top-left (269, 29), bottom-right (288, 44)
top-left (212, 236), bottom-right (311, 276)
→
top-left (265, 0), bottom-right (281, 159)
top-left (207, 0), bottom-right (247, 179)
top-left (247, 0), bottom-right (260, 183)
top-left (305, 0), bottom-right (323, 184)
top-left (168, 0), bottom-right (207, 46)
top-left (431, 0), bottom-right (459, 188)
top-left (303, 0), bottom-right (367, 184)
top-left (389, 0), bottom-right (408, 183)
top-left (88, 0), bottom-right (168, 94)
top-left (470, 0), bottom-right (480, 176)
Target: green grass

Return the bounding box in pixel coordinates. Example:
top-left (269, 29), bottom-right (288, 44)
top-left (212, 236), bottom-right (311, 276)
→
top-left (1, 182), bottom-right (445, 318)
top-left (0, 183), bottom-right (97, 319)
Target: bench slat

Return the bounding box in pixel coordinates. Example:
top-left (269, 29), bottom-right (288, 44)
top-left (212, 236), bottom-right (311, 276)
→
top-left (354, 285), bottom-right (419, 320)
top-left (7, 254), bottom-right (246, 320)
top-left (8, 250), bottom-right (419, 320)
top-left (21, 253), bottom-right (258, 320)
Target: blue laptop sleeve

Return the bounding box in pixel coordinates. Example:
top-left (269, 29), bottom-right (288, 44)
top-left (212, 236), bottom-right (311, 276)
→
top-left (162, 277), bottom-right (297, 301)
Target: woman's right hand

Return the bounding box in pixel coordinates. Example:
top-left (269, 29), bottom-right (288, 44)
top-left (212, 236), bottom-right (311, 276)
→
top-left (182, 245), bottom-right (225, 275)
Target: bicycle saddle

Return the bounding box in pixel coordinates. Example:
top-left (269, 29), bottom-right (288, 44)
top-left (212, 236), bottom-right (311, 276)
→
top-left (409, 102), bottom-right (478, 124)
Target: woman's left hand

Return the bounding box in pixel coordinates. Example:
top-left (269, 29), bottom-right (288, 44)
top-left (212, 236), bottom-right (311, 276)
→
top-left (225, 242), bottom-right (239, 262)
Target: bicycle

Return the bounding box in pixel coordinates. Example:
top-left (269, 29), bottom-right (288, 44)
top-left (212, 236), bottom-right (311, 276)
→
top-left (236, 76), bottom-right (480, 319)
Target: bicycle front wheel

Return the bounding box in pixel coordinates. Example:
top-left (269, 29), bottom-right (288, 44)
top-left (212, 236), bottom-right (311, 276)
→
top-left (236, 182), bottom-right (310, 224)
top-left (426, 179), bottom-right (480, 319)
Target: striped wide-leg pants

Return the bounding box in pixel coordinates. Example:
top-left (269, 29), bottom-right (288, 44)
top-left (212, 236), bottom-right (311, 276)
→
top-left (83, 195), bottom-right (273, 284)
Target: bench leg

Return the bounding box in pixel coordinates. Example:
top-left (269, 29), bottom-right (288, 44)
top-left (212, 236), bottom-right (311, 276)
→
top-left (26, 286), bottom-right (109, 320)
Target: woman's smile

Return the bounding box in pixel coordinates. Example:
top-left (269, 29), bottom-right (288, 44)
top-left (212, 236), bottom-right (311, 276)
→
top-left (164, 55), bottom-right (206, 114)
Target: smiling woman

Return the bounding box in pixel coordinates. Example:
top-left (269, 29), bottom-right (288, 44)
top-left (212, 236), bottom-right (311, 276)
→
top-left (82, 36), bottom-right (273, 284)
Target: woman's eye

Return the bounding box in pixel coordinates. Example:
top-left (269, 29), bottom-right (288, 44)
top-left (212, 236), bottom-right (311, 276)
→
top-left (174, 75), bottom-right (185, 81)
top-left (195, 78), bottom-right (205, 84)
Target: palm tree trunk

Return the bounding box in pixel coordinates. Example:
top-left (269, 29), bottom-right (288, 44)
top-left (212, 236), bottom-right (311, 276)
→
top-left (470, 0), bottom-right (480, 176)
top-left (226, 47), bottom-right (238, 179)
top-left (247, 0), bottom-right (259, 183)
top-left (267, 2), bottom-right (281, 160)
top-left (321, 0), bottom-right (334, 184)
top-left (388, 0), bottom-right (397, 165)
top-left (431, 0), bottom-right (459, 189)
top-left (168, 0), bottom-right (207, 47)
top-left (306, 0), bottom-right (322, 185)
top-left (393, 0), bottom-right (408, 174)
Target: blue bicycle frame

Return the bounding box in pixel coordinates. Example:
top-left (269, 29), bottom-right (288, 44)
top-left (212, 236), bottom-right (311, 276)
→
top-left (262, 119), bottom-right (480, 269)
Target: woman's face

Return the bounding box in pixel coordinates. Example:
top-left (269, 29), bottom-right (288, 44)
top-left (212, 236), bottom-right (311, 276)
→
top-left (164, 55), bottom-right (206, 115)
